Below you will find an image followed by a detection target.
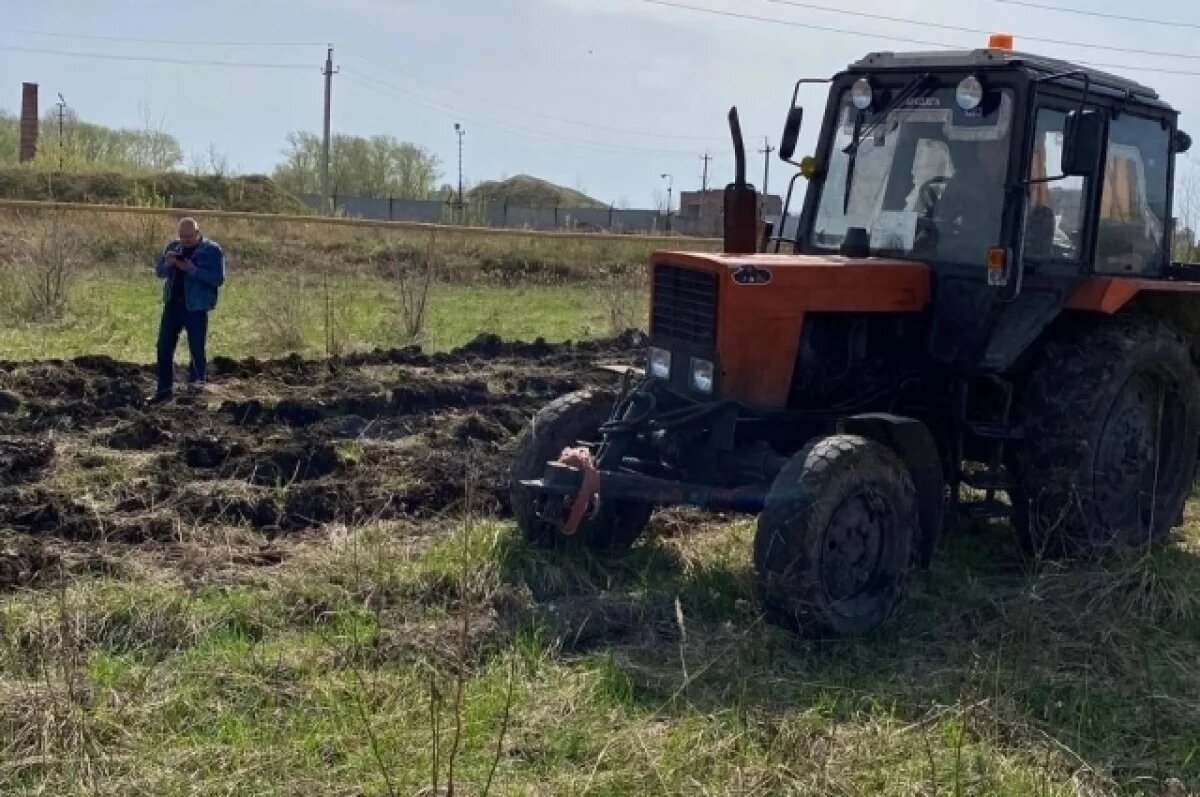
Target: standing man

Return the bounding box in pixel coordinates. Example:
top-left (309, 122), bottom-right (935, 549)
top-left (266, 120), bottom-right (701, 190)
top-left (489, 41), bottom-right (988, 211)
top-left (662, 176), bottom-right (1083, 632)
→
top-left (150, 217), bottom-right (225, 403)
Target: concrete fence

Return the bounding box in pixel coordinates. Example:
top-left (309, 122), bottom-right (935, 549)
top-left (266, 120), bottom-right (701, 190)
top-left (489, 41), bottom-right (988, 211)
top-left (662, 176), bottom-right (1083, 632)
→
top-left (298, 193), bottom-right (735, 237)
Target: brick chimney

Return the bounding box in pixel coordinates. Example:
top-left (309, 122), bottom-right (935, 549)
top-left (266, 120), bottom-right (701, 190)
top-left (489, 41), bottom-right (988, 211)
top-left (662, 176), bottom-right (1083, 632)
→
top-left (19, 82), bottom-right (38, 163)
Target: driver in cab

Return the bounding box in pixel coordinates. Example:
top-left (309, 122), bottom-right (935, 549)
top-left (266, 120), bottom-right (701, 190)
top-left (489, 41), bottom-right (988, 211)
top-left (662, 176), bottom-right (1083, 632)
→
top-left (926, 137), bottom-right (1009, 258)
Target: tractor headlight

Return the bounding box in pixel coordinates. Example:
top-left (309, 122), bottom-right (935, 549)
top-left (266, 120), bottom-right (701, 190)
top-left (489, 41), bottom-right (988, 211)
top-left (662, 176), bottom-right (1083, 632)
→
top-left (690, 357), bottom-right (714, 394)
top-left (649, 347), bottom-right (672, 379)
top-left (956, 75), bottom-right (984, 111)
top-left (850, 78), bottom-right (873, 111)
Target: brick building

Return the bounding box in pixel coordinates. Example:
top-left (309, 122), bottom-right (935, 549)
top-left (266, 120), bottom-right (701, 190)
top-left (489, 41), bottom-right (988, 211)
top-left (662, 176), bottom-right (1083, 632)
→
top-left (675, 189), bottom-right (784, 237)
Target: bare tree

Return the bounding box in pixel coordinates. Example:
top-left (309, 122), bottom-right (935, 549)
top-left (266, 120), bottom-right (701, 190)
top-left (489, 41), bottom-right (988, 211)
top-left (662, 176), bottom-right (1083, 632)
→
top-left (188, 143), bottom-right (232, 177)
top-left (11, 217), bottom-right (88, 321)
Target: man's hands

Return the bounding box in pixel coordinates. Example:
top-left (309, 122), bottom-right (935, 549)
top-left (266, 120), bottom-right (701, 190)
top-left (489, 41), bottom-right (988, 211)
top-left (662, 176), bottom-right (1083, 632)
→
top-left (168, 253), bottom-right (195, 273)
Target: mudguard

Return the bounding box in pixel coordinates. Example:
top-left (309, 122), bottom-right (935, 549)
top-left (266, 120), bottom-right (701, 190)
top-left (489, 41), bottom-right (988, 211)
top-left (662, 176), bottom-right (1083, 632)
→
top-left (838, 413), bottom-right (945, 567)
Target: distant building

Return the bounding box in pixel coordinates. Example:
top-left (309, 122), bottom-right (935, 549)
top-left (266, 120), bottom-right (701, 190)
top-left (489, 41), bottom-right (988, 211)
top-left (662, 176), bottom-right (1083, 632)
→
top-left (675, 189), bottom-right (784, 237)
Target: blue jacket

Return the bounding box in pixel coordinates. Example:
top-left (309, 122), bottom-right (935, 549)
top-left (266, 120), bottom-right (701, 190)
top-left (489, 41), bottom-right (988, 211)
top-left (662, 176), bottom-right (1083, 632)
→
top-left (155, 238), bottom-right (225, 311)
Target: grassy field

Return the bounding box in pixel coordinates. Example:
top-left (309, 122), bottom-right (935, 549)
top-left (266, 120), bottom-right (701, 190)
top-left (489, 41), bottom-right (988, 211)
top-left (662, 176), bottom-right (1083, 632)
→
top-left (0, 205), bottom-right (665, 362)
top-left (3, 513), bottom-right (1198, 794)
top-left (0, 266), bottom-right (647, 361)
top-left (1, 206), bottom-right (1198, 795)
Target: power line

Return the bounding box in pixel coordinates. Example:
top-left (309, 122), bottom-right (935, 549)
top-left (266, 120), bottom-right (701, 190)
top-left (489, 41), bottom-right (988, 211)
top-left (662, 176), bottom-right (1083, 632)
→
top-left (646, 1), bottom-right (957, 49)
top-left (0, 43), bottom-right (312, 69)
top-left (347, 53), bottom-right (725, 143)
top-left (0, 27), bottom-right (326, 47)
top-left (641, 0), bottom-right (1200, 78)
top-left (987, 0), bottom-right (1200, 32)
top-left (762, 0), bottom-right (1200, 62)
top-left (343, 70), bottom-right (702, 156)
top-left (341, 69), bottom-right (704, 156)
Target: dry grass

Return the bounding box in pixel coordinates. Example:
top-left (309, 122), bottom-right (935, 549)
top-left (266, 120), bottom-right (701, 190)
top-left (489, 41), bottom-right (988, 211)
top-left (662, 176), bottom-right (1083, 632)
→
top-left (0, 205), bottom-right (715, 286)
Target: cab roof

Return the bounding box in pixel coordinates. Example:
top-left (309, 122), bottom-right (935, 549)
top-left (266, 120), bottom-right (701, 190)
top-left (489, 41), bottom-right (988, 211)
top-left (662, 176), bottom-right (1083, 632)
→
top-left (849, 48), bottom-right (1174, 113)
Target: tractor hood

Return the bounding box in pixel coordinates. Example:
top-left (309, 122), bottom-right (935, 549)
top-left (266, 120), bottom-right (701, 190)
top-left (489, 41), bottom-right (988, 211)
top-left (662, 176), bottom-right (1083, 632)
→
top-left (649, 251), bottom-right (931, 410)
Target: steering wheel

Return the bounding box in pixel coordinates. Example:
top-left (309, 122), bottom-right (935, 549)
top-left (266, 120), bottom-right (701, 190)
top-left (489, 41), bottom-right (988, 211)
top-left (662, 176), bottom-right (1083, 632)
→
top-left (917, 176), bottom-right (950, 217)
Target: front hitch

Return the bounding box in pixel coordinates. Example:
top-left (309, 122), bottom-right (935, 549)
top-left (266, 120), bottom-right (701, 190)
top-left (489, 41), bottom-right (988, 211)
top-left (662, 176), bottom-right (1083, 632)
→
top-left (520, 460), bottom-right (767, 517)
top-left (553, 446), bottom-right (602, 535)
top-left (521, 376), bottom-right (760, 533)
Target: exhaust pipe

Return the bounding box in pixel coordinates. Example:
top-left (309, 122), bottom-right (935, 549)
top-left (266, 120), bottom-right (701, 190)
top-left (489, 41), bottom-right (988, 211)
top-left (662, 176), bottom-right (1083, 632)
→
top-left (723, 106), bottom-right (759, 254)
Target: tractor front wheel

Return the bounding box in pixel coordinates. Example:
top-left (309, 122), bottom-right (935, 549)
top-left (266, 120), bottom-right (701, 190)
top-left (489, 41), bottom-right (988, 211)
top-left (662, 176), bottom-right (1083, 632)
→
top-left (754, 435), bottom-right (918, 637)
top-left (510, 389), bottom-right (652, 552)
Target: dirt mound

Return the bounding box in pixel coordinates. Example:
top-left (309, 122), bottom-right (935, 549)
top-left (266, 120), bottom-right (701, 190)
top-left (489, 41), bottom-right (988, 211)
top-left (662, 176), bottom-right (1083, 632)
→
top-left (230, 441), bottom-right (341, 486)
top-left (0, 487), bottom-right (101, 540)
top-left (0, 390), bottom-right (21, 414)
top-left (0, 438), bottom-right (54, 485)
top-left (107, 418), bottom-right (171, 450)
top-left (182, 434), bottom-right (245, 468)
top-left (0, 332), bottom-right (643, 585)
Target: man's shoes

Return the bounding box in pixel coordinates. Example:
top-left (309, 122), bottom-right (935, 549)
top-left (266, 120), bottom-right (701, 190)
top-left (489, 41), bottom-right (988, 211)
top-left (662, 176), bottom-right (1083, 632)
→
top-left (186, 381), bottom-right (206, 395)
top-left (147, 391), bottom-right (173, 405)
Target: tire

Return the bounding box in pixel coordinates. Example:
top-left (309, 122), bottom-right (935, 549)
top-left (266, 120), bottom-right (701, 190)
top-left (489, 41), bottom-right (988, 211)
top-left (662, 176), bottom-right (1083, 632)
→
top-left (1011, 316), bottom-right (1200, 557)
top-left (754, 435), bottom-right (918, 637)
top-left (509, 389), bottom-right (652, 552)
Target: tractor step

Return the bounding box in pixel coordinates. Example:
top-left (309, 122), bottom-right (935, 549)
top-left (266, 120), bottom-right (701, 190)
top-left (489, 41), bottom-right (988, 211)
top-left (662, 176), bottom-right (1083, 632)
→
top-left (960, 469), bottom-right (1013, 491)
top-left (966, 421), bottom-right (1024, 441)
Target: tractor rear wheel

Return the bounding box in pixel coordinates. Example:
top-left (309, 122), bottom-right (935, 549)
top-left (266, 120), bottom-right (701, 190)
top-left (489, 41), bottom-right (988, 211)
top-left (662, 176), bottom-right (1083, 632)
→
top-left (510, 389), bottom-right (652, 552)
top-left (1012, 316), bottom-right (1200, 557)
top-left (754, 435), bottom-right (918, 637)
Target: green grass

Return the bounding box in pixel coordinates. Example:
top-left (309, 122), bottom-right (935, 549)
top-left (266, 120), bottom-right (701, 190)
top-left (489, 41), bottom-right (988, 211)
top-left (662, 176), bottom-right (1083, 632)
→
top-left (0, 266), bottom-right (647, 361)
top-left (3, 515), bottom-right (1198, 795)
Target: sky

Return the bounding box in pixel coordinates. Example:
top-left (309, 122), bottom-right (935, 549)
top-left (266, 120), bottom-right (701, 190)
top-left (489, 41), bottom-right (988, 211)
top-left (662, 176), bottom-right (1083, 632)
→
top-left (4, 0), bottom-right (1200, 209)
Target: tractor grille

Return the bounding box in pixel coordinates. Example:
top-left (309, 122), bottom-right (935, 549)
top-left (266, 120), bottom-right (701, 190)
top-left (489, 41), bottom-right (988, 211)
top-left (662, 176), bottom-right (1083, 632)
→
top-left (651, 265), bottom-right (718, 348)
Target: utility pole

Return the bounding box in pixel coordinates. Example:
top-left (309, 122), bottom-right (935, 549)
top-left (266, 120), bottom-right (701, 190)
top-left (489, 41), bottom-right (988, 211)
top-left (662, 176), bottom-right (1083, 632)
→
top-left (700, 151), bottom-right (712, 192)
top-left (454, 123), bottom-right (465, 223)
top-left (321, 45), bottom-right (338, 215)
top-left (757, 136), bottom-right (775, 219)
top-left (55, 93), bottom-right (66, 171)
top-left (660, 173), bottom-right (673, 232)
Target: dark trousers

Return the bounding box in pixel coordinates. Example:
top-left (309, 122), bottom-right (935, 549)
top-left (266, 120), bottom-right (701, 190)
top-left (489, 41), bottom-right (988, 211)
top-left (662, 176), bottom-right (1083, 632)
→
top-left (156, 303), bottom-right (209, 395)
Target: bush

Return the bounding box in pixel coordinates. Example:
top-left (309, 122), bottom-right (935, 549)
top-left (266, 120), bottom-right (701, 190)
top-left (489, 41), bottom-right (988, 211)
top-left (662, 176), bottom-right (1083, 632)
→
top-left (4, 218), bottom-right (88, 321)
top-left (0, 168), bottom-right (310, 214)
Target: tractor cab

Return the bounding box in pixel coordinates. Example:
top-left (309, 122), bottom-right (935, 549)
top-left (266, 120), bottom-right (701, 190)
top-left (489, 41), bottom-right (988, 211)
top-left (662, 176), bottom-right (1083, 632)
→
top-left (775, 37), bottom-right (1187, 283)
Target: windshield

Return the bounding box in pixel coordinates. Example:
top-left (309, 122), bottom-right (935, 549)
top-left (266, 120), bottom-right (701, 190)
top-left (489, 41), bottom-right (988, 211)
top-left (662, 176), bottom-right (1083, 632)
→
top-left (810, 85), bottom-right (1014, 266)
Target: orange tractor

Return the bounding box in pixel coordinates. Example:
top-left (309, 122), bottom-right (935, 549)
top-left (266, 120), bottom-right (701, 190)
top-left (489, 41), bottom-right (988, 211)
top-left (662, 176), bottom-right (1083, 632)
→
top-left (511, 37), bottom-right (1200, 637)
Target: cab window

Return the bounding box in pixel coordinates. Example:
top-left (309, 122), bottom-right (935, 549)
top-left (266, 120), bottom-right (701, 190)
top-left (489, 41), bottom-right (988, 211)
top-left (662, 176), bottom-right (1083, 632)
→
top-left (1024, 108), bottom-right (1085, 261)
top-left (1096, 114), bottom-right (1169, 274)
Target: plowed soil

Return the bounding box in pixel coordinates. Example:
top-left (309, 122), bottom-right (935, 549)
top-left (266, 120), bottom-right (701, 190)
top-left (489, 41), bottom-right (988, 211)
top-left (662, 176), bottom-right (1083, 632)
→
top-left (0, 332), bottom-right (644, 591)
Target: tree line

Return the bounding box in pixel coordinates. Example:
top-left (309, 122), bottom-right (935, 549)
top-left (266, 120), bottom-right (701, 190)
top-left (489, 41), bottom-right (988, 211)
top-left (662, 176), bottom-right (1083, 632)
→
top-left (0, 108), bottom-right (443, 200)
top-left (0, 108), bottom-right (182, 172)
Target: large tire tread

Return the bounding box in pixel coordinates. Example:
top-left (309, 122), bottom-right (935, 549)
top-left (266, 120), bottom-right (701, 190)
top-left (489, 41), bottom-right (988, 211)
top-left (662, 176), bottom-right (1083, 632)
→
top-left (1012, 315), bottom-right (1200, 556)
top-left (755, 434), bottom-right (917, 638)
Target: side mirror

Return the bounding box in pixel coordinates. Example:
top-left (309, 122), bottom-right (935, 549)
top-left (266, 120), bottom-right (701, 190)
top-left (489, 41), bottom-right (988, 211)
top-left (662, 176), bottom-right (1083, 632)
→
top-left (779, 107), bottom-right (804, 162)
top-left (1062, 109), bottom-right (1104, 176)
top-left (1175, 129), bottom-right (1193, 155)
